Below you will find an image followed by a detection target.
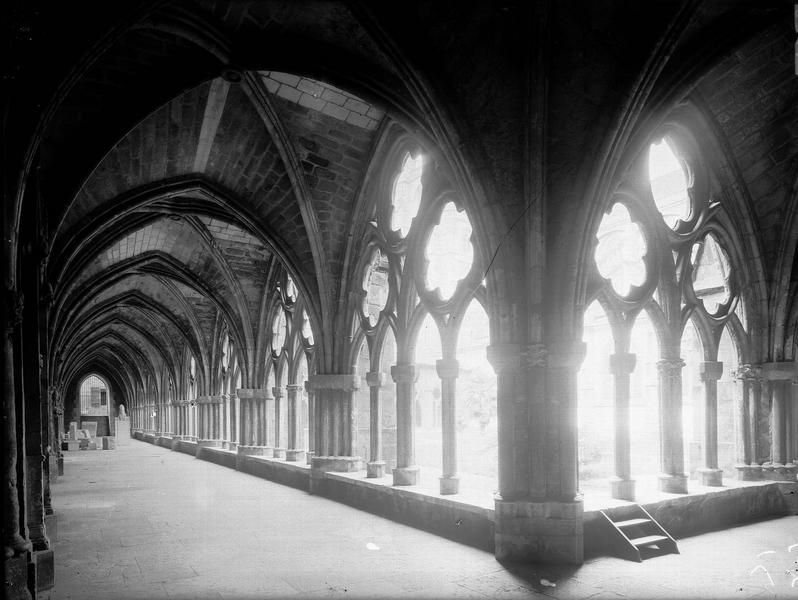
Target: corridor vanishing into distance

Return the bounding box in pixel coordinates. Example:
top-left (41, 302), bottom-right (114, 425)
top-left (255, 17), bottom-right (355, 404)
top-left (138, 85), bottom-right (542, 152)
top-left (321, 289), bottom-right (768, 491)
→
top-left (53, 439), bottom-right (798, 600)
top-left (7, 3), bottom-right (798, 599)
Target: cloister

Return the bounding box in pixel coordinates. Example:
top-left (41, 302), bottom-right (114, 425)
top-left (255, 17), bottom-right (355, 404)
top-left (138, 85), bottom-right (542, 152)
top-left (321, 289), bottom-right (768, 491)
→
top-left (4, 2), bottom-right (798, 598)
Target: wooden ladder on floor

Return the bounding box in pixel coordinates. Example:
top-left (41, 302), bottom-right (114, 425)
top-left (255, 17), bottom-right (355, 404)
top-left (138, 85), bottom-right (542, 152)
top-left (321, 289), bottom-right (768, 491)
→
top-left (600, 505), bottom-right (679, 562)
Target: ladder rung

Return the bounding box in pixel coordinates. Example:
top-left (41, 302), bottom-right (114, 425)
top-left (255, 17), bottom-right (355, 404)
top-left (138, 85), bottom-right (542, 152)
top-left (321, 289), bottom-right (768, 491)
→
top-left (614, 518), bottom-right (651, 528)
top-left (631, 535), bottom-right (669, 547)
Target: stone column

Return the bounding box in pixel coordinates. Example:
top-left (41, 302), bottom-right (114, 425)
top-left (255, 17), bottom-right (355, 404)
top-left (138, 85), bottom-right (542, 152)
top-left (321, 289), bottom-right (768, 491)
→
top-left (762, 362), bottom-right (797, 481)
top-left (262, 390), bottom-right (274, 456)
top-left (437, 358), bottom-right (460, 495)
top-left (656, 357), bottom-right (688, 493)
top-left (391, 364), bottom-right (419, 485)
top-left (3, 291), bottom-right (32, 561)
top-left (305, 381), bottom-right (315, 464)
top-left (732, 366), bottom-right (758, 480)
top-left (609, 352), bottom-right (636, 500)
top-left (286, 384), bottom-right (305, 462)
top-left (272, 386), bottom-right (286, 458)
top-left (196, 396), bottom-right (223, 447)
top-left (365, 371), bottom-right (387, 477)
top-left (697, 361), bottom-right (723, 486)
top-left (488, 342), bottom-right (584, 564)
top-left (236, 389), bottom-right (269, 465)
top-left (307, 374), bottom-right (362, 492)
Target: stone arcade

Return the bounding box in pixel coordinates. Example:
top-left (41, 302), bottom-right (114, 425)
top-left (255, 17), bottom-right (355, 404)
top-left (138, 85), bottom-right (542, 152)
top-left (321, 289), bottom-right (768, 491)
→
top-left (4, 2), bottom-right (798, 599)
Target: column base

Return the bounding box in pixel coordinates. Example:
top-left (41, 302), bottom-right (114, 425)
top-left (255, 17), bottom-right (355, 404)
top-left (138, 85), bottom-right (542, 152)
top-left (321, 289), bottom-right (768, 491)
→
top-left (439, 476), bottom-right (459, 495)
top-left (197, 439), bottom-right (221, 448)
top-left (57, 456), bottom-right (64, 476)
top-left (609, 477), bottom-right (635, 501)
top-left (494, 497), bottom-right (584, 564)
top-left (4, 554), bottom-right (32, 600)
top-left (392, 466), bottom-right (420, 486)
top-left (697, 468), bottom-right (723, 487)
top-left (273, 447), bottom-right (286, 459)
top-left (658, 473), bottom-right (688, 494)
top-left (228, 442), bottom-right (238, 451)
top-left (306, 451), bottom-right (314, 465)
top-left (44, 513), bottom-right (57, 543)
top-left (32, 548), bottom-right (55, 597)
top-left (735, 463), bottom-right (762, 481)
top-left (366, 461), bottom-right (385, 478)
top-left (762, 462), bottom-right (798, 481)
top-left (237, 445), bottom-right (265, 456)
top-left (309, 456), bottom-right (362, 494)
top-left (285, 449), bottom-right (306, 462)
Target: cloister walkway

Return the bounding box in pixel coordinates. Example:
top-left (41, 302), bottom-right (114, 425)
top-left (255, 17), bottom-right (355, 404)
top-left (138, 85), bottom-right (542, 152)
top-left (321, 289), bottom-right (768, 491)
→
top-left (52, 440), bottom-right (798, 599)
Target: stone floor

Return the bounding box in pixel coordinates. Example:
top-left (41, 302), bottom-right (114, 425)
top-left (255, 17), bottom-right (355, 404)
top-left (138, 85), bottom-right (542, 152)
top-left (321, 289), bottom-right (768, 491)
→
top-left (52, 439), bottom-right (798, 599)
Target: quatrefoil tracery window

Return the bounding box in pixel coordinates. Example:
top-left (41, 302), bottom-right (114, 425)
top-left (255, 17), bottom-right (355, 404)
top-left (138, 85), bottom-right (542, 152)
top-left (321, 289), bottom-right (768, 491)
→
top-left (593, 133), bottom-right (737, 320)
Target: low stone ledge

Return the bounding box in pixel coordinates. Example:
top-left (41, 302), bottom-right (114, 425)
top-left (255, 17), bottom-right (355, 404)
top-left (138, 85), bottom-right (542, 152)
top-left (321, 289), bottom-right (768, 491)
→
top-left (321, 471), bottom-right (494, 552)
top-left (174, 440), bottom-right (198, 456)
top-left (239, 455), bottom-right (311, 491)
top-left (196, 445), bottom-right (237, 468)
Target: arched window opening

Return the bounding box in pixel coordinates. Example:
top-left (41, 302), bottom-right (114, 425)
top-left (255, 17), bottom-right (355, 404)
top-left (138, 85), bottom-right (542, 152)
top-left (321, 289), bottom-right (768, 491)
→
top-left (414, 313), bottom-right (443, 479)
top-left (681, 319), bottom-right (703, 479)
top-left (455, 300), bottom-right (497, 495)
top-left (692, 233), bottom-right (732, 314)
top-left (80, 375), bottom-right (110, 417)
top-left (648, 138), bottom-right (691, 228)
top-left (272, 310), bottom-right (287, 353)
top-left (354, 340), bottom-right (371, 464)
top-left (629, 310), bottom-right (661, 485)
top-left (595, 203), bottom-right (647, 297)
top-left (285, 275), bottom-right (297, 303)
top-left (363, 249), bottom-right (389, 325)
top-left (379, 328), bottom-right (398, 473)
top-left (265, 369), bottom-right (276, 449)
top-left (577, 300), bottom-right (615, 494)
top-left (296, 354), bottom-right (310, 452)
top-left (717, 327), bottom-right (739, 478)
top-left (390, 152), bottom-right (423, 237)
top-left (277, 364), bottom-right (288, 451)
top-left (301, 309), bottom-right (315, 345)
top-left (425, 203), bottom-right (473, 301)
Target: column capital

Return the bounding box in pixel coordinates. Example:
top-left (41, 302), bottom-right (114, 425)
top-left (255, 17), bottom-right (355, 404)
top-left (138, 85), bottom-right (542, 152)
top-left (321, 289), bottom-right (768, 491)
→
top-left (308, 373), bottom-right (360, 391)
top-left (390, 363), bottom-right (417, 383)
top-left (656, 358), bottom-right (685, 375)
top-left (196, 395), bottom-right (224, 404)
top-left (271, 386), bottom-right (284, 399)
top-left (365, 371), bottom-right (388, 388)
top-left (699, 361), bottom-right (723, 382)
top-left (734, 363), bottom-right (762, 382)
top-left (548, 341), bottom-right (586, 369)
top-left (435, 358), bottom-right (459, 380)
top-left (286, 383), bottom-right (304, 393)
top-left (236, 388), bottom-right (269, 401)
top-left (609, 352), bottom-right (636, 376)
top-left (761, 361), bottom-right (796, 381)
top-left (486, 343), bottom-right (523, 374)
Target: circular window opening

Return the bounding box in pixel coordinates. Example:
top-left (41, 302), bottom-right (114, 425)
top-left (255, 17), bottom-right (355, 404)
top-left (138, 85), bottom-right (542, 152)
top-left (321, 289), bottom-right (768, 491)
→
top-left (595, 203), bottom-right (647, 297)
top-left (390, 152), bottom-right (424, 237)
top-left (425, 202), bottom-right (473, 301)
top-left (648, 138), bottom-right (691, 229)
